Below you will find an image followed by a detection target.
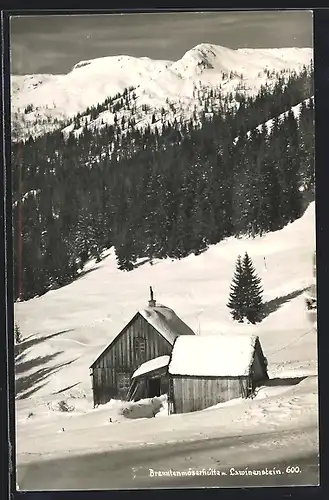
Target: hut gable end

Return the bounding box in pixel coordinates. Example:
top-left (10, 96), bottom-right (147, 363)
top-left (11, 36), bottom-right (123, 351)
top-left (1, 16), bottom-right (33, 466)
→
top-left (90, 312), bottom-right (174, 370)
top-left (90, 304), bottom-right (196, 406)
top-left (91, 305), bottom-right (195, 370)
top-left (90, 312), bottom-right (141, 369)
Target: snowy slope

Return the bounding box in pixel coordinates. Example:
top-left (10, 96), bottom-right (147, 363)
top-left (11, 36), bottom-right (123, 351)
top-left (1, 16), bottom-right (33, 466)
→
top-left (15, 201), bottom-right (317, 400)
top-left (15, 201), bottom-right (317, 463)
top-left (11, 44), bottom-right (312, 139)
top-left (234, 96), bottom-right (314, 145)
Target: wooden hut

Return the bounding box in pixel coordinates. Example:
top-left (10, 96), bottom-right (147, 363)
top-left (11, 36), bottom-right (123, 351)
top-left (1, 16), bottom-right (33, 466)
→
top-left (167, 334), bottom-right (268, 414)
top-left (90, 290), bottom-right (195, 406)
top-left (127, 355), bottom-right (170, 401)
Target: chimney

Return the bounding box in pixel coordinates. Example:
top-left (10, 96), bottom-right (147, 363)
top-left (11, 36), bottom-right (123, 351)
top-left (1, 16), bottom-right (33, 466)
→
top-left (148, 286), bottom-right (156, 308)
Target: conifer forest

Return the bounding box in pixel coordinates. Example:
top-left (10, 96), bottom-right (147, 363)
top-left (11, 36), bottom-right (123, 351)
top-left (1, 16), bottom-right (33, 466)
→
top-left (11, 65), bottom-right (314, 300)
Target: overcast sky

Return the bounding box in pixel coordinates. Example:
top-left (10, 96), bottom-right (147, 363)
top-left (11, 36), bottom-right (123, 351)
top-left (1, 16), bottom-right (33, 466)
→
top-left (10, 10), bottom-right (313, 75)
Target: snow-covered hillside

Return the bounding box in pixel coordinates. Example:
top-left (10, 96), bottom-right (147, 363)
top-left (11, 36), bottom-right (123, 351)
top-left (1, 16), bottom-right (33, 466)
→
top-left (234, 96), bottom-right (314, 145)
top-left (15, 201), bottom-right (317, 462)
top-left (11, 43), bottom-right (312, 140)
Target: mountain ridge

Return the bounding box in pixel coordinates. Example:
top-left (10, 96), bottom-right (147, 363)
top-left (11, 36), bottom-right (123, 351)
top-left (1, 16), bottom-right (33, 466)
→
top-left (11, 43), bottom-right (312, 141)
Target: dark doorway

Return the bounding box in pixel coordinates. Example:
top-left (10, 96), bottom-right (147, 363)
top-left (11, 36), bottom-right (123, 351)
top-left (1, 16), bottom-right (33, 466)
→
top-left (148, 377), bottom-right (161, 397)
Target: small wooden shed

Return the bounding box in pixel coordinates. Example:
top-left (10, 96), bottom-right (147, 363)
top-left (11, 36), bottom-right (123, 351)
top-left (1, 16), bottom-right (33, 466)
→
top-left (167, 334), bottom-right (268, 414)
top-left (127, 355), bottom-right (170, 402)
top-left (90, 295), bottom-right (195, 406)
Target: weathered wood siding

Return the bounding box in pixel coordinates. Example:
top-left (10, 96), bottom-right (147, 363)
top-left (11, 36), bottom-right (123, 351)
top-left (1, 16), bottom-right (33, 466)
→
top-left (170, 376), bottom-right (249, 414)
top-left (92, 314), bottom-right (172, 405)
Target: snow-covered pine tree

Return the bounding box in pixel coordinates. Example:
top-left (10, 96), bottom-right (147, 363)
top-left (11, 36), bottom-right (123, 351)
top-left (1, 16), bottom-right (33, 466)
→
top-left (242, 252), bottom-right (264, 323)
top-left (115, 244), bottom-right (134, 271)
top-left (114, 225), bottom-right (136, 272)
top-left (227, 255), bottom-right (246, 322)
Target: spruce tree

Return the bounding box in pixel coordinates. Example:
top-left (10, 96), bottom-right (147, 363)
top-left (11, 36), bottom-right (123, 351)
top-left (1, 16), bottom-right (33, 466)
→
top-left (115, 244), bottom-right (134, 271)
top-left (227, 252), bottom-right (263, 323)
top-left (242, 252), bottom-right (264, 324)
top-left (227, 255), bottom-right (245, 322)
top-left (114, 225), bottom-right (136, 271)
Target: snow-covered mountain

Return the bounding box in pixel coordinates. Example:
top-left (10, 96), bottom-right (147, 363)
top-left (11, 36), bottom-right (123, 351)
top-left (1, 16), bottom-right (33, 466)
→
top-left (11, 43), bottom-right (312, 140)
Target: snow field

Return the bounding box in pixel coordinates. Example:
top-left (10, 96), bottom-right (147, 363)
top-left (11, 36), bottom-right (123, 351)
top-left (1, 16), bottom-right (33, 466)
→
top-left (16, 376), bottom-right (318, 464)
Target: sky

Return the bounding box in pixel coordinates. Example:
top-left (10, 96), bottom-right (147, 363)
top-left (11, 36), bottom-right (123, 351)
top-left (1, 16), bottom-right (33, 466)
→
top-left (10, 10), bottom-right (313, 75)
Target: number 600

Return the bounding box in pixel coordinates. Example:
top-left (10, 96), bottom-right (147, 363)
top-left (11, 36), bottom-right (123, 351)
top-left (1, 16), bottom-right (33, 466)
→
top-left (286, 466), bottom-right (300, 474)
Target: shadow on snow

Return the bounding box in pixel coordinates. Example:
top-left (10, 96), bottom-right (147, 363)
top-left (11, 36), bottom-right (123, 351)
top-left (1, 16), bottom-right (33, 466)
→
top-left (15, 329), bottom-right (75, 360)
top-left (261, 287), bottom-right (309, 320)
top-left (261, 376), bottom-right (307, 387)
top-left (15, 329), bottom-right (77, 400)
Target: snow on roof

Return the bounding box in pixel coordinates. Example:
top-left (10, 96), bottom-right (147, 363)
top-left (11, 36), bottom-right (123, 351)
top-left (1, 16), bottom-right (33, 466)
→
top-left (132, 355), bottom-right (170, 379)
top-left (90, 304), bottom-right (195, 368)
top-left (138, 304), bottom-right (195, 345)
top-left (168, 334), bottom-right (260, 377)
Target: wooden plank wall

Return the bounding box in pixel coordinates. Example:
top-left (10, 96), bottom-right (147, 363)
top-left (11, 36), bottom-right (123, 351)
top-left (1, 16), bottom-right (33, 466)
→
top-left (92, 314), bottom-right (172, 404)
top-left (171, 376), bottom-right (248, 414)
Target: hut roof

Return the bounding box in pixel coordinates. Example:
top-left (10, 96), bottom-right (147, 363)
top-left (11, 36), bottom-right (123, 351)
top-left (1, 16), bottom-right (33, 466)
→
top-left (90, 304), bottom-right (195, 368)
top-left (138, 304), bottom-right (195, 344)
top-left (132, 355), bottom-right (170, 379)
top-left (168, 334), bottom-right (261, 377)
